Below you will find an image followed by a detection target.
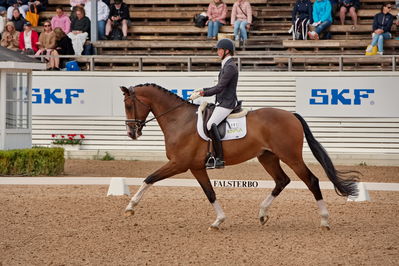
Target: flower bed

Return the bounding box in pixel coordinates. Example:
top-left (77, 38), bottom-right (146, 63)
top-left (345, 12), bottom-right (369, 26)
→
top-left (51, 134), bottom-right (85, 145)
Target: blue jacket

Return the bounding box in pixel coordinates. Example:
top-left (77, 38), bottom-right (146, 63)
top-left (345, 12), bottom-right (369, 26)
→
top-left (372, 12), bottom-right (394, 33)
top-left (313, 0), bottom-right (332, 23)
top-left (292, 0), bottom-right (313, 23)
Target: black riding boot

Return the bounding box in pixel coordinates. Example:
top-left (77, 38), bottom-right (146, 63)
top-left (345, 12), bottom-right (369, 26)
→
top-left (206, 123), bottom-right (225, 169)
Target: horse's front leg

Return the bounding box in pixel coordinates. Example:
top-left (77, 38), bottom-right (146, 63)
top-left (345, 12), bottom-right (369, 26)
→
top-left (190, 169), bottom-right (226, 230)
top-left (125, 160), bottom-right (186, 216)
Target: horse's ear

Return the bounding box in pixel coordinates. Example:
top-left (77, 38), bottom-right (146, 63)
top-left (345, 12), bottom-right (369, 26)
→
top-left (120, 86), bottom-right (129, 95)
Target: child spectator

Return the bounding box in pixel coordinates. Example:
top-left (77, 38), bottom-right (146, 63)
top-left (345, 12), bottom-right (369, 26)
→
top-left (1, 21), bottom-right (19, 50)
top-left (7, 0), bottom-right (28, 20)
top-left (206, 0), bottom-right (227, 40)
top-left (366, 2), bottom-right (394, 55)
top-left (231, 0), bottom-right (252, 43)
top-left (308, 0), bottom-right (332, 40)
top-left (35, 20), bottom-right (56, 63)
top-left (10, 8), bottom-right (25, 32)
top-left (19, 21), bottom-right (38, 54)
top-left (67, 6), bottom-right (90, 55)
top-left (51, 6), bottom-right (71, 34)
top-left (105, 0), bottom-right (129, 40)
top-left (48, 27), bottom-right (75, 70)
top-left (338, 0), bottom-right (359, 28)
top-left (291, 0), bottom-right (313, 40)
top-left (84, 0), bottom-right (109, 40)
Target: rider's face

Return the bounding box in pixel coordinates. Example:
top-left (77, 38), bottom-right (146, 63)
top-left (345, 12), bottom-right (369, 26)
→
top-left (217, 48), bottom-right (225, 59)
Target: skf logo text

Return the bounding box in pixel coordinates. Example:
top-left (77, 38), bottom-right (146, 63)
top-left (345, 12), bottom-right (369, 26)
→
top-left (32, 88), bottom-right (85, 104)
top-left (309, 89), bottom-right (375, 105)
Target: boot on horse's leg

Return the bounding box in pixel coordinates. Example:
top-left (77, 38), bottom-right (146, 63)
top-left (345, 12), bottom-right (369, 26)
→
top-left (206, 123), bottom-right (225, 169)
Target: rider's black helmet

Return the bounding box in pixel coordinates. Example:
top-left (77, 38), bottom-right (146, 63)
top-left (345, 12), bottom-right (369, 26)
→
top-left (215, 38), bottom-right (235, 53)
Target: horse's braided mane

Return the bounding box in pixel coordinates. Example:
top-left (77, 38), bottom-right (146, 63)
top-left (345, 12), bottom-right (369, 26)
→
top-left (133, 83), bottom-right (197, 106)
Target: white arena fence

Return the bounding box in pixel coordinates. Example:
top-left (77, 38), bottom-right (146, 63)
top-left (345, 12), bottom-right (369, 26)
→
top-left (31, 71), bottom-right (399, 164)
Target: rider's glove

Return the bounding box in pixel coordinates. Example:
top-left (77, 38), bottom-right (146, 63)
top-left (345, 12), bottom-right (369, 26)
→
top-left (189, 89), bottom-right (204, 100)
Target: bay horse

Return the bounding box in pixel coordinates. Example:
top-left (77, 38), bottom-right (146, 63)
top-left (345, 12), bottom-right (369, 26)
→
top-left (121, 83), bottom-right (358, 230)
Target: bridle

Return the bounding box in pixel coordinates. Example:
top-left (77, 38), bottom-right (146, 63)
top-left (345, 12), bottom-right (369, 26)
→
top-left (123, 86), bottom-right (186, 133)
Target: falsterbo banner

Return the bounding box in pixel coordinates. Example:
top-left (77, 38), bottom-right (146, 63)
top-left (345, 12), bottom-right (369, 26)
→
top-left (31, 74), bottom-right (211, 116)
top-left (296, 77), bottom-right (399, 117)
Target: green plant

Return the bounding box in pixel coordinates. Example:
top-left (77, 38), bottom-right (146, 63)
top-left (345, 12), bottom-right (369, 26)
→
top-left (0, 147), bottom-right (64, 176)
top-left (51, 134), bottom-right (85, 145)
top-left (101, 152), bottom-right (115, 161)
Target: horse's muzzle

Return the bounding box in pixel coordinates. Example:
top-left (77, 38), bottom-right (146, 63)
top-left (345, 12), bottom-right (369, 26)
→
top-left (126, 124), bottom-right (142, 140)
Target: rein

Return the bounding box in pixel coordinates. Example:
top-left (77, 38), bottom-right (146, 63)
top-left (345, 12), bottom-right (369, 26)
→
top-left (124, 86), bottom-right (186, 129)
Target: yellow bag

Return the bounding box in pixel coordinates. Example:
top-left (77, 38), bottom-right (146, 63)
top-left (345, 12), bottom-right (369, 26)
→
top-left (26, 6), bottom-right (39, 27)
top-left (365, 45), bottom-right (378, 56)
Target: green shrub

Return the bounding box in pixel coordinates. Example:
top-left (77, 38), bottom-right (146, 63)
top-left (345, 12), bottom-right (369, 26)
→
top-left (0, 147), bottom-right (64, 176)
top-left (101, 152), bottom-right (115, 161)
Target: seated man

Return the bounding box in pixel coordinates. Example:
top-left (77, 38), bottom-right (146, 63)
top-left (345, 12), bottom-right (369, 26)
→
top-left (338, 0), bottom-right (360, 28)
top-left (105, 0), bottom-right (129, 40)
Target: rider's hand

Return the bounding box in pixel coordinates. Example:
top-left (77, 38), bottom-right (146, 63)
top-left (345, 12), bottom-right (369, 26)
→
top-left (189, 89), bottom-right (203, 101)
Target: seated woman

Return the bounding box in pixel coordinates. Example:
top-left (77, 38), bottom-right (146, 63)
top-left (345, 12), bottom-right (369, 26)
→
top-left (366, 3), bottom-right (395, 55)
top-left (206, 0), bottom-right (227, 40)
top-left (19, 21), bottom-right (38, 54)
top-left (338, 0), bottom-right (360, 28)
top-left (48, 27), bottom-right (75, 70)
top-left (1, 21), bottom-right (20, 51)
top-left (35, 20), bottom-right (56, 64)
top-left (67, 6), bottom-right (90, 55)
top-left (291, 0), bottom-right (313, 40)
top-left (308, 0), bottom-right (332, 40)
top-left (231, 0), bottom-right (252, 43)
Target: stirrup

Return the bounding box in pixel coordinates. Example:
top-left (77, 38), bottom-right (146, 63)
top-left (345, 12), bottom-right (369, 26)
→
top-left (205, 156), bottom-right (216, 169)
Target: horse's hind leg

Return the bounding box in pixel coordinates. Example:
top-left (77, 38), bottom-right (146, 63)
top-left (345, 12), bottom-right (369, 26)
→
top-left (190, 169), bottom-right (226, 230)
top-left (257, 150), bottom-right (291, 225)
top-left (285, 159), bottom-right (330, 230)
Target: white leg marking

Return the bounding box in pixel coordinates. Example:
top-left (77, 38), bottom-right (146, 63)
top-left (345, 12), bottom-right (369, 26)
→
top-left (125, 182), bottom-right (152, 212)
top-left (210, 200), bottom-right (226, 229)
top-left (259, 194), bottom-right (275, 220)
top-left (317, 200), bottom-right (330, 229)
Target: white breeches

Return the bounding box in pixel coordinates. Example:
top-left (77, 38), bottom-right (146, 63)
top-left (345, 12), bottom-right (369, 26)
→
top-left (207, 106), bottom-right (233, 130)
top-left (67, 32), bottom-right (88, 55)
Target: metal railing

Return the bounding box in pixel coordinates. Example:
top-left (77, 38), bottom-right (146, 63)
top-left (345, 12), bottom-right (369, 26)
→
top-left (34, 54), bottom-right (399, 72)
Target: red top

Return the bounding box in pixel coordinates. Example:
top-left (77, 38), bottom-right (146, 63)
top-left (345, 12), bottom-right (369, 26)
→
top-left (19, 30), bottom-right (39, 52)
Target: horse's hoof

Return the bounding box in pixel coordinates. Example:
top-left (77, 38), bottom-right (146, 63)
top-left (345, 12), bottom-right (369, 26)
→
top-left (208, 226), bottom-right (220, 231)
top-left (124, 209), bottom-right (134, 217)
top-left (259, 215), bottom-right (269, 225)
top-left (321, 225), bottom-right (331, 231)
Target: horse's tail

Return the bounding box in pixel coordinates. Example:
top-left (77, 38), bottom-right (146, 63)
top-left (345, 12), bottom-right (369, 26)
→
top-left (293, 113), bottom-right (359, 197)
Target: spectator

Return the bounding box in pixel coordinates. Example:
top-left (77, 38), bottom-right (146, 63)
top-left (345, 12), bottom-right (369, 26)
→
top-left (338, 0), bottom-right (360, 28)
top-left (49, 27), bottom-right (75, 70)
top-left (231, 0), bottom-right (252, 43)
top-left (27, 0), bottom-right (47, 14)
top-left (84, 0), bottom-right (109, 40)
top-left (291, 0), bottom-right (313, 40)
top-left (0, 14), bottom-right (5, 37)
top-left (0, 0), bottom-right (7, 14)
top-left (1, 21), bottom-right (19, 50)
top-left (19, 21), bottom-right (38, 54)
top-left (105, 0), bottom-right (129, 40)
top-left (308, 0), bottom-right (332, 40)
top-left (10, 8), bottom-right (25, 32)
top-left (70, 0), bottom-right (86, 18)
top-left (366, 2), bottom-right (395, 55)
top-left (35, 20), bottom-right (56, 61)
top-left (6, 0), bottom-right (28, 20)
top-left (51, 6), bottom-right (71, 34)
top-left (67, 6), bottom-right (90, 55)
top-left (206, 0), bottom-right (227, 40)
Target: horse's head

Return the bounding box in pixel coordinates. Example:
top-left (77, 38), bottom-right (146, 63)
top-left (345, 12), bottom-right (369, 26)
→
top-left (120, 86), bottom-right (151, 140)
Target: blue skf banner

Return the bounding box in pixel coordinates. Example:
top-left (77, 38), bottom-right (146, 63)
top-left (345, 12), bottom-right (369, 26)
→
top-left (296, 77), bottom-right (399, 117)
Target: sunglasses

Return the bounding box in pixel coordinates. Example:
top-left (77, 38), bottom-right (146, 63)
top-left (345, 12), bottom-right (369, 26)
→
top-left (386, 6), bottom-right (392, 9)
top-left (44, 25), bottom-right (51, 27)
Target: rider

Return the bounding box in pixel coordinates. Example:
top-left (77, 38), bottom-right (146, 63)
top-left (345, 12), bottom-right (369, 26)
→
top-left (189, 38), bottom-right (239, 169)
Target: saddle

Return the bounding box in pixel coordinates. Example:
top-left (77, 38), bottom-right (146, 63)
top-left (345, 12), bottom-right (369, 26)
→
top-left (202, 101), bottom-right (245, 139)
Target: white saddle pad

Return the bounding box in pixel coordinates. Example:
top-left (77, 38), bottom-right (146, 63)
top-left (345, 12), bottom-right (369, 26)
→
top-left (196, 104), bottom-right (247, 141)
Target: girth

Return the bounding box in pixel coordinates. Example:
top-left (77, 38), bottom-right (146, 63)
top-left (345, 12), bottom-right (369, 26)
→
top-left (202, 101), bottom-right (243, 139)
